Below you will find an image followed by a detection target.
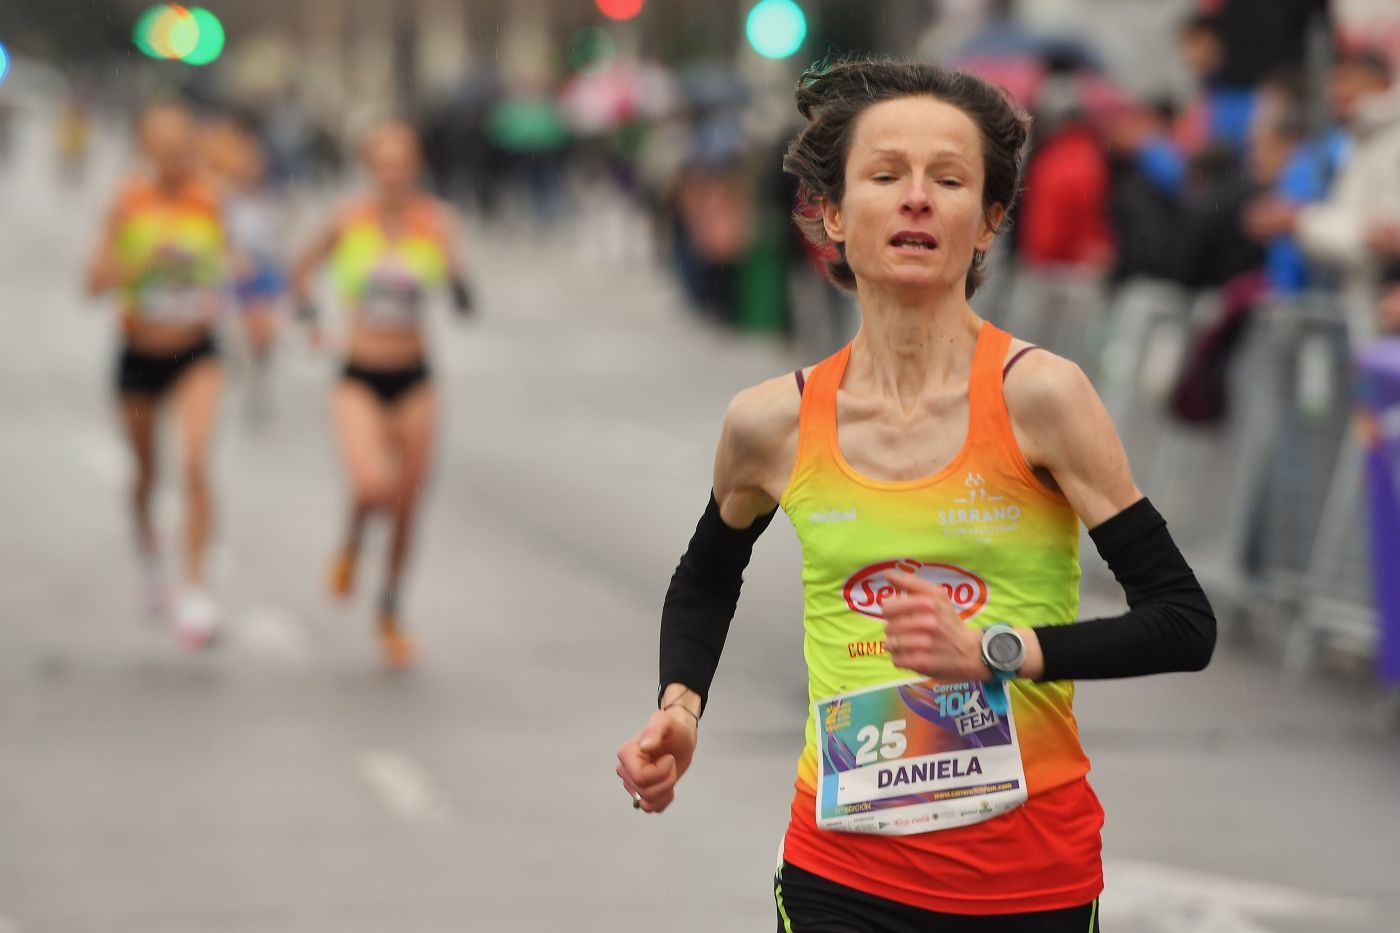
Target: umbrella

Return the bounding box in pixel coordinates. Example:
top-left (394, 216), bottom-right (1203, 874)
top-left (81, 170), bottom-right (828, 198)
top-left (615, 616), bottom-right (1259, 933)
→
top-left (955, 25), bottom-right (1105, 72)
top-left (951, 29), bottom-right (1129, 121)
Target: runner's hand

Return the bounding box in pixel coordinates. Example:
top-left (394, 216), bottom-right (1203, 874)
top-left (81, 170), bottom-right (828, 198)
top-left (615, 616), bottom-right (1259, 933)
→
top-left (881, 572), bottom-right (988, 680)
top-left (616, 707), bottom-right (697, 813)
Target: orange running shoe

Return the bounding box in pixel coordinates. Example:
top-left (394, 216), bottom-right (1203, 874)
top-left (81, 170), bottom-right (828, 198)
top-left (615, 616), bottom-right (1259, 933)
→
top-left (378, 615), bottom-right (416, 671)
top-left (327, 551), bottom-right (356, 600)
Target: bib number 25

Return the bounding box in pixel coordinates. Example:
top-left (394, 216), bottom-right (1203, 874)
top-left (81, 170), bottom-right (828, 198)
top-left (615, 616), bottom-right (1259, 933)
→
top-left (853, 719), bottom-right (907, 766)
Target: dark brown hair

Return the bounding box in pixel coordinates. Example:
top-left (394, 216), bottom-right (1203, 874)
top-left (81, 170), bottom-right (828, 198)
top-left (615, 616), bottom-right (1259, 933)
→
top-left (782, 59), bottom-right (1029, 298)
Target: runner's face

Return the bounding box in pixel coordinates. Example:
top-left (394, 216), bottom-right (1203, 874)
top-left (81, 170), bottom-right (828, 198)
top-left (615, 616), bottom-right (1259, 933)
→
top-left (142, 110), bottom-right (198, 182)
top-left (366, 131), bottom-right (421, 200)
top-left (822, 96), bottom-right (999, 296)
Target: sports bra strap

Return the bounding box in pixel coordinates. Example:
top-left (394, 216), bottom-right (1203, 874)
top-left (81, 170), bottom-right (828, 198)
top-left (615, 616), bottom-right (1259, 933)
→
top-left (1002, 345), bottom-right (1042, 379)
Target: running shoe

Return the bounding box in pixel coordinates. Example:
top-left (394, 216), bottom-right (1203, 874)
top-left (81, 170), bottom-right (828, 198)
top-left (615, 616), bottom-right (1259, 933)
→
top-left (174, 587), bottom-right (221, 651)
top-left (327, 551), bottom-right (357, 600)
top-left (377, 614), bottom-right (415, 671)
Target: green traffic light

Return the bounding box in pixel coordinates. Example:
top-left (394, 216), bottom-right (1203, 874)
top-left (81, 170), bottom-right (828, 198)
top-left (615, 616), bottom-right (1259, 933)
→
top-left (183, 8), bottom-right (225, 66)
top-left (746, 0), bottom-right (806, 60)
top-left (133, 5), bottom-right (164, 58)
top-left (133, 5), bottom-right (224, 65)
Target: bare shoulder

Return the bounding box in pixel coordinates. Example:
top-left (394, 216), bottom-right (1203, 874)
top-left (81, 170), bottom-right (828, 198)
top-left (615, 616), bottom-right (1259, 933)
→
top-left (315, 198), bottom-right (364, 246)
top-left (723, 369), bottom-right (804, 453)
top-left (714, 368), bottom-right (807, 519)
top-left (1000, 342), bottom-right (1097, 427)
top-left (1000, 340), bottom-right (1141, 525)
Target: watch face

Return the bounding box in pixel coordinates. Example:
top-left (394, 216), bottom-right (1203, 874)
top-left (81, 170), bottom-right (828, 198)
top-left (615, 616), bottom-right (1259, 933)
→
top-left (987, 631), bottom-right (1022, 667)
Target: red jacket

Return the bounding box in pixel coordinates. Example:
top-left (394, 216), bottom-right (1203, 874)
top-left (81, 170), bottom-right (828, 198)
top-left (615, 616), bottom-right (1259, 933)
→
top-left (1019, 124), bottom-right (1114, 268)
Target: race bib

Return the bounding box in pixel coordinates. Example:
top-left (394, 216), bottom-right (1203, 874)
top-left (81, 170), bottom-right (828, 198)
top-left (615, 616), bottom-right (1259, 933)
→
top-left (137, 251), bottom-right (222, 324)
top-left (814, 677), bottom-right (1027, 836)
top-left (360, 264), bottom-right (425, 329)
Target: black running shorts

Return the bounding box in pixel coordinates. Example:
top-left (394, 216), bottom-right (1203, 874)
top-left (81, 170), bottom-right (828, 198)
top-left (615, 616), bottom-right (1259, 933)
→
top-left (775, 862), bottom-right (1100, 933)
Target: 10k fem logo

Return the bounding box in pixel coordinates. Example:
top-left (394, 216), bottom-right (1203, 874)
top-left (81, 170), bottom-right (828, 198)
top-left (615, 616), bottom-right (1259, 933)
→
top-left (843, 559), bottom-right (989, 620)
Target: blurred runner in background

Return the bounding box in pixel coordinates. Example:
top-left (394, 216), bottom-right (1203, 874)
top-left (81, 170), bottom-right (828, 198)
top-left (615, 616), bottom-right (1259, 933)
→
top-left (55, 89), bottom-right (93, 185)
top-left (204, 115), bottom-right (290, 424)
top-left (84, 101), bottom-right (230, 650)
top-left (292, 121), bottom-right (473, 670)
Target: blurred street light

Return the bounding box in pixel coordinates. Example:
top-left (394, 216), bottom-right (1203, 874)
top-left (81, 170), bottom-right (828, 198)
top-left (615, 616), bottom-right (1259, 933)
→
top-left (182, 8), bottom-right (224, 66)
top-left (133, 4), bottom-right (224, 66)
top-left (595, 0), bottom-right (645, 22)
top-left (746, 0), bottom-right (807, 60)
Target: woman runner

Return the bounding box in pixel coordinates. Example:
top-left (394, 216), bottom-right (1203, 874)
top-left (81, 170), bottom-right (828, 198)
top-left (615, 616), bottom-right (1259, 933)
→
top-left (617, 60), bottom-right (1215, 931)
top-left (292, 121), bottom-right (472, 669)
top-left (204, 115), bottom-right (290, 423)
top-left (85, 101), bottom-right (230, 649)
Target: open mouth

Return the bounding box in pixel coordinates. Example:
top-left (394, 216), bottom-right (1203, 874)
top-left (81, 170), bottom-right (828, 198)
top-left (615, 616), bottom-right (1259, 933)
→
top-left (890, 231), bottom-right (938, 251)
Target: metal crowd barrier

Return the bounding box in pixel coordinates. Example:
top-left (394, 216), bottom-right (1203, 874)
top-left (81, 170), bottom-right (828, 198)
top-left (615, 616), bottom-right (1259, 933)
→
top-left (1092, 279), bottom-right (1382, 681)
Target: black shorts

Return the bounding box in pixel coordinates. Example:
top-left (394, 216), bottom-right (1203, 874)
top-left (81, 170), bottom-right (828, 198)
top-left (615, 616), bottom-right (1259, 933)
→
top-left (116, 337), bottom-right (218, 398)
top-left (775, 863), bottom-right (1100, 933)
top-left (341, 361), bottom-right (431, 406)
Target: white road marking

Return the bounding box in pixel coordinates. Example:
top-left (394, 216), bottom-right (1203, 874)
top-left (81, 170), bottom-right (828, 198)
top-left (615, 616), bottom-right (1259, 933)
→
top-left (1102, 859), bottom-right (1373, 931)
top-left (356, 750), bottom-right (453, 824)
top-left (234, 606), bottom-right (309, 662)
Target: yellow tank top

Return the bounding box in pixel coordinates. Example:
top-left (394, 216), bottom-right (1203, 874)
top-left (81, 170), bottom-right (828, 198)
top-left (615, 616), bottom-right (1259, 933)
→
top-left (330, 197), bottom-right (450, 330)
top-left (781, 321), bottom-right (1092, 803)
top-left (111, 176), bottom-right (227, 326)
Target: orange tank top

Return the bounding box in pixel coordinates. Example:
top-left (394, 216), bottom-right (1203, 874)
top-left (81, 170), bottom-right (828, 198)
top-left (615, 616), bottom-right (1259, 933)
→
top-left (778, 322), bottom-right (1104, 915)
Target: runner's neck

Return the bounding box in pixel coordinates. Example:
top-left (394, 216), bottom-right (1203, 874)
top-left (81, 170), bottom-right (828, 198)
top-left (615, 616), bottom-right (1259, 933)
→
top-left (846, 297), bottom-right (982, 412)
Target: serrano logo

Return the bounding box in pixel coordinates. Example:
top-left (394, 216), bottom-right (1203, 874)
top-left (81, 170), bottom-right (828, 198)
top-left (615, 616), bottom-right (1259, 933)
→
top-left (843, 559), bottom-right (988, 620)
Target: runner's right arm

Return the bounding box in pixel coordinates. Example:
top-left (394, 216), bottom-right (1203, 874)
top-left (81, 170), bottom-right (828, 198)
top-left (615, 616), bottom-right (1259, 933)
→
top-left (658, 376), bottom-right (799, 711)
top-left (617, 374), bottom-right (799, 813)
top-left (84, 197), bottom-right (128, 296)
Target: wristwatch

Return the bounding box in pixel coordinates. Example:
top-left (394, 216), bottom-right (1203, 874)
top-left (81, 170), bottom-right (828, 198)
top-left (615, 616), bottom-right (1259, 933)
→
top-left (980, 624), bottom-right (1025, 681)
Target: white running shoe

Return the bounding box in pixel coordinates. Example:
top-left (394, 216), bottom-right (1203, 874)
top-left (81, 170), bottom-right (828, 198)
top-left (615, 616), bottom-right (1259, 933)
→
top-left (174, 588), bottom-right (221, 652)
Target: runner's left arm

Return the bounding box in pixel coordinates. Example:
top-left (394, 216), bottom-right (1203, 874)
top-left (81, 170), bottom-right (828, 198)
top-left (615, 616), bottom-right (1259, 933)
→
top-left (84, 197), bottom-right (127, 296)
top-left (1003, 351), bottom-right (1216, 681)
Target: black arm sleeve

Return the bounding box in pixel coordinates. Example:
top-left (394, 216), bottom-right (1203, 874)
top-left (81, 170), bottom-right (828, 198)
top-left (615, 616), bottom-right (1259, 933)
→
top-left (449, 275), bottom-right (474, 317)
top-left (658, 492), bottom-right (777, 714)
top-left (1035, 497), bottom-right (1216, 681)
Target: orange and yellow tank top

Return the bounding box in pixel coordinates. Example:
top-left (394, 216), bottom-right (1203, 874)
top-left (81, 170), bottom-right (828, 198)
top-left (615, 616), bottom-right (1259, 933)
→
top-left (112, 176), bottom-right (227, 327)
top-left (779, 322), bottom-right (1104, 915)
top-left (330, 197), bottom-right (450, 331)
